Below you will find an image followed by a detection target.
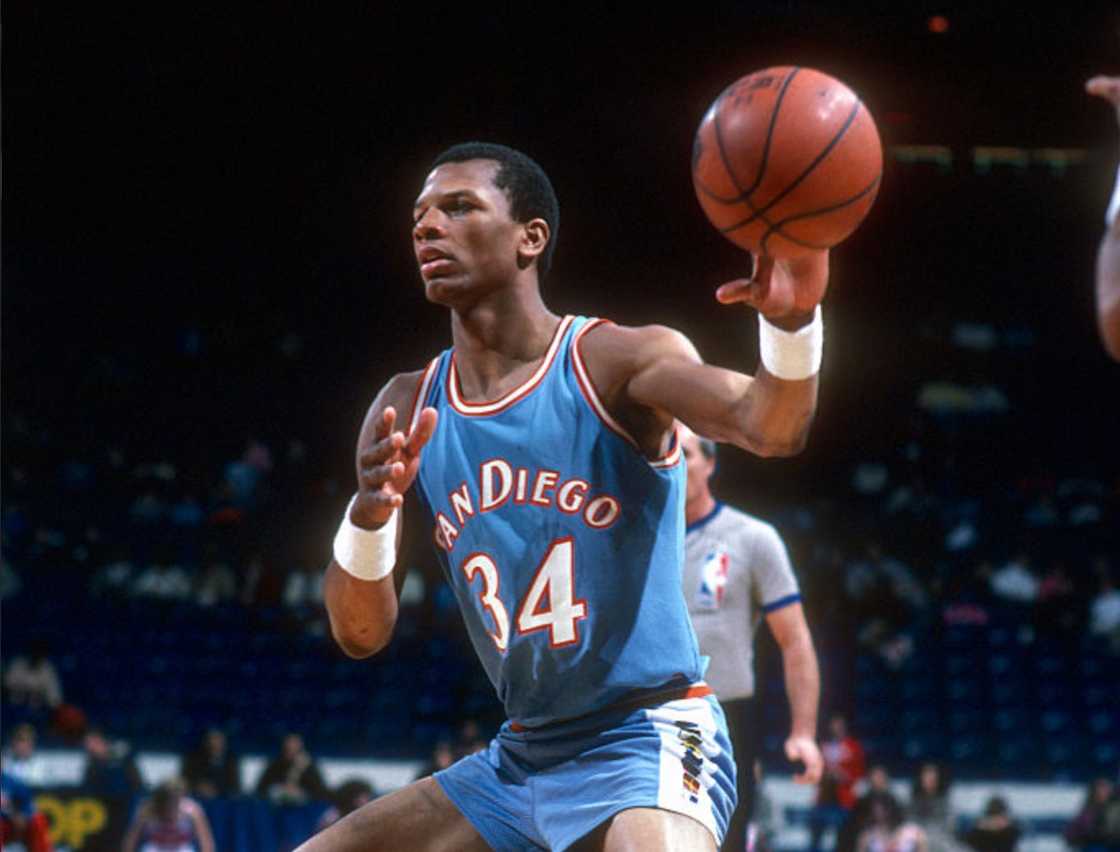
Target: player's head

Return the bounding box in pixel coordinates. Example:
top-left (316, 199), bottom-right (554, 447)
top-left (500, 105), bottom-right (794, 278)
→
top-left (152, 778), bottom-right (186, 819)
top-left (680, 426), bottom-right (717, 505)
top-left (414, 143), bottom-right (558, 304)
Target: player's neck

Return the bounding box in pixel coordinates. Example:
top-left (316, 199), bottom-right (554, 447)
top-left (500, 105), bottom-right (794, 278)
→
top-left (685, 492), bottom-right (717, 526)
top-left (450, 287), bottom-right (561, 396)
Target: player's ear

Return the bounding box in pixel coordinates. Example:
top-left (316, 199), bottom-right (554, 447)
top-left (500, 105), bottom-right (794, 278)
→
top-left (517, 218), bottom-right (550, 269)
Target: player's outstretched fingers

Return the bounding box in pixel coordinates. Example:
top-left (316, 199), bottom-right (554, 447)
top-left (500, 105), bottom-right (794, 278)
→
top-left (404, 407), bottom-right (439, 458)
top-left (360, 462), bottom-right (405, 491)
top-left (359, 432), bottom-right (405, 469)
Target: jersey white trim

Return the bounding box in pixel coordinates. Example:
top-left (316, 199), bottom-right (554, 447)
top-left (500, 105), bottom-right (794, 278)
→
top-left (447, 315), bottom-right (574, 416)
top-left (571, 318), bottom-right (642, 448)
top-left (407, 357), bottom-right (441, 434)
top-left (572, 320), bottom-right (684, 469)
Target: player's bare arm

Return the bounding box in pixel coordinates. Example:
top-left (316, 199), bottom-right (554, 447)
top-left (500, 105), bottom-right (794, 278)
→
top-left (765, 602), bottom-right (823, 785)
top-left (1087, 75), bottom-right (1120, 361)
top-left (324, 369), bottom-right (438, 658)
top-left (1096, 219), bottom-right (1120, 361)
top-left (580, 251), bottom-right (828, 458)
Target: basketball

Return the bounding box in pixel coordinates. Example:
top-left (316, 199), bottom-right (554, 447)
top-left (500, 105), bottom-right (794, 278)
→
top-left (692, 66), bottom-right (882, 259)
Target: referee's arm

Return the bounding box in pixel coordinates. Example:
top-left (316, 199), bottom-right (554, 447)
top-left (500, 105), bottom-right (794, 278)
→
top-left (766, 602), bottom-right (823, 783)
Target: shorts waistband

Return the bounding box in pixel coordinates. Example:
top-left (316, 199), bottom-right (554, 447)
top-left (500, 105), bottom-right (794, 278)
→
top-left (508, 682), bottom-right (713, 733)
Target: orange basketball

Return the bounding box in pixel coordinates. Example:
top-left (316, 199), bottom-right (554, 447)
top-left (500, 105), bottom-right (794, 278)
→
top-left (692, 66), bottom-right (882, 259)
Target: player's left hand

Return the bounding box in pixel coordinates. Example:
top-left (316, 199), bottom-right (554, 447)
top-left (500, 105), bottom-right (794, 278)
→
top-left (784, 735), bottom-right (824, 785)
top-left (715, 250), bottom-right (829, 327)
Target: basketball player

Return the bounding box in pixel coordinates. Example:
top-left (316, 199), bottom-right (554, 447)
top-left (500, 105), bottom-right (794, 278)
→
top-left (302, 142), bottom-right (829, 852)
top-left (1086, 75), bottom-right (1120, 361)
top-left (680, 427), bottom-right (822, 852)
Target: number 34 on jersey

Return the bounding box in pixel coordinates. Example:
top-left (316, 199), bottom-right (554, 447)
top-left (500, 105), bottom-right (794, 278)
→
top-left (461, 537), bottom-right (587, 652)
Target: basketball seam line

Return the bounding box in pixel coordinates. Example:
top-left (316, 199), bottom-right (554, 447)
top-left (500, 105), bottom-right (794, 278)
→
top-left (761, 173), bottom-right (882, 252)
top-left (738, 66), bottom-right (800, 204)
top-left (702, 67), bottom-right (800, 207)
top-left (720, 98), bottom-right (863, 236)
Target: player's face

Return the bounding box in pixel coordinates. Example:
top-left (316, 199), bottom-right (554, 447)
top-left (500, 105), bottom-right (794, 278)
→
top-left (412, 160), bottom-right (525, 304)
top-left (680, 431), bottom-right (714, 504)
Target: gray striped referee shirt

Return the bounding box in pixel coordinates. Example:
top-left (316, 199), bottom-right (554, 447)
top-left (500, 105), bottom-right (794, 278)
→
top-left (682, 502), bottom-right (801, 702)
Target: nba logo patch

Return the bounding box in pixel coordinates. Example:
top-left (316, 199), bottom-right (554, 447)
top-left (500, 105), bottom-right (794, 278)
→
top-left (695, 550), bottom-right (729, 611)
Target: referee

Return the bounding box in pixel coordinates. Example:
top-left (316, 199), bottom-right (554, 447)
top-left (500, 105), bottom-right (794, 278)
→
top-left (680, 427), bottom-right (823, 852)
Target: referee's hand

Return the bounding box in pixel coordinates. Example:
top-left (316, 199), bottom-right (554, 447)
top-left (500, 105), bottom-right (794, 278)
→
top-left (784, 735), bottom-right (823, 785)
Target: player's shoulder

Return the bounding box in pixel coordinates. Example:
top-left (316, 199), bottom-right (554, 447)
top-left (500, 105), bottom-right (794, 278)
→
top-left (356, 358), bottom-right (441, 444)
top-left (577, 320), bottom-right (701, 389)
top-left (379, 364), bottom-right (433, 411)
top-left (181, 796), bottom-right (204, 816)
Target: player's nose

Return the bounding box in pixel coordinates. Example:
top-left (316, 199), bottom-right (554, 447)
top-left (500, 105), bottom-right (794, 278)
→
top-left (413, 209), bottom-right (446, 242)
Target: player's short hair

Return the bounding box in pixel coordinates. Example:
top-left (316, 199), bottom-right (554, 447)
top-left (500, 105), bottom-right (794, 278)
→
top-left (431, 142), bottom-right (560, 280)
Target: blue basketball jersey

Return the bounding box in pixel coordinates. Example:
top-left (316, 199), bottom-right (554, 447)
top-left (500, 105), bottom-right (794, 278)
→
top-left (409, 315), bottom-right (705, 728)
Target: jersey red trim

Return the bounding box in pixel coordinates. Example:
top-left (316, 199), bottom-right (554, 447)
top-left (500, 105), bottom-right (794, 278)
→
top-left (507, 681), bottom-right (713, 732)
top-left (447, 315), bottom-right (574, 416)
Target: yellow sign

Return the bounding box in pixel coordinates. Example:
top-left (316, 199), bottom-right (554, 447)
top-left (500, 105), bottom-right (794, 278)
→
top-left (34, 795), bottom-right (108, 848)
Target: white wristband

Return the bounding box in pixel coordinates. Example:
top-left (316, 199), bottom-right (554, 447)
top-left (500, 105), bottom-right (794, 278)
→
top-left (1107, 163), bottom-right (1120, 228)
top-left (333, 495), bottom-right (398, 581)
top-left (758, 306), bottom-right (823, 381)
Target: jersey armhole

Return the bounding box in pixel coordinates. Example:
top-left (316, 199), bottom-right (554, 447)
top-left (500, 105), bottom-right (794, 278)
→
top-left (571, 319), bottom-right (681, 468)
top-left (406, 356), bottom-right (441, 434)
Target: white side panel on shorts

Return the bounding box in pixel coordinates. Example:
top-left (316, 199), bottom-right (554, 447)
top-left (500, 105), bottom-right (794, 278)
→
top-left (645, 698), bottom-right (723, 845)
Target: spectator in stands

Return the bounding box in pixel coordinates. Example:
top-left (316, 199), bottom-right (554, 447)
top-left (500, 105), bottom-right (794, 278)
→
top-left (838, 765), bottom-right (902, 852)
top-left (749, 759), bottom-right (777, 852)
top-left (1065, 777), bottom-right (1120, 851)
top-left (195, 561), bottom-right (238, 607)
top-left (1089, 573), bottom-right (1120, 654)
top-left (315, 778), bottom-right (376, 832)
top-left (256, 733), bottom-right (329, 805)
top-left (81, 726), bottom-right (143, 798)
top-left (416, 741), bottom-right (456, 780)
top-left (908, 763), bottom-right (963, 852)
top-left (989, 553), bottom-right (1039, 606)
top-left (1034, 561), bottom-right (1078, 637)
top-left (963, 796), bottom-right (1020, 852)
top-left (132, 546), bottom-right (193, 601)
top-left (1, 724), bottom-right (43, 787)
top-left (122, 777), bottom-right (214, 852)
top-left (181, 729), bottom-right (240, 798)
top-left (810, 714), bottom-right (867, 852)
top-left (857, 797), bottom-right (928, 852)
top-left (1, 768), bottom-right (54, 852)
top-left (454, 718), bottom-right (488, 759)
top-left (3, 640), bottom-right (63, 714)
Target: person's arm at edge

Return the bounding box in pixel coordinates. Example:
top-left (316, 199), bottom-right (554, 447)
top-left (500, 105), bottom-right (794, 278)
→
top-left (1096, 218), bottom-right (1120, 361)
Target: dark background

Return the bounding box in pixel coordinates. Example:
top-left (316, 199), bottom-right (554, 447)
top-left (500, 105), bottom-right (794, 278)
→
top-left (4, 1), bottom-right (1120, 778)
top-left (7, 2), bottom-right (1120, 461)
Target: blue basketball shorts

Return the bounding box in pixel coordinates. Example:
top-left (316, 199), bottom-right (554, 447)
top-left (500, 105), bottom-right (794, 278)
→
top-left (435, 688), bottom-right (737, 851)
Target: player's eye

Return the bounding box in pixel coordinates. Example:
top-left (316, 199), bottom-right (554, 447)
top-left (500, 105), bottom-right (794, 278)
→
top-left (446, 199), bottom-right (474, 215)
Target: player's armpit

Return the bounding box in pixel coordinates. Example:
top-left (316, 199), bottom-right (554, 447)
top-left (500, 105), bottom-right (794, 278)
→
top-left (584, 322), bottom-right (818, 457)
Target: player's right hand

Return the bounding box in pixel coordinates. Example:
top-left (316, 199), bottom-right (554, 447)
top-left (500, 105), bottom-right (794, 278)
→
top-left (352, 405), bottom-right (438, 529)
top-left (715, 250), bottom-right (829, 326)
